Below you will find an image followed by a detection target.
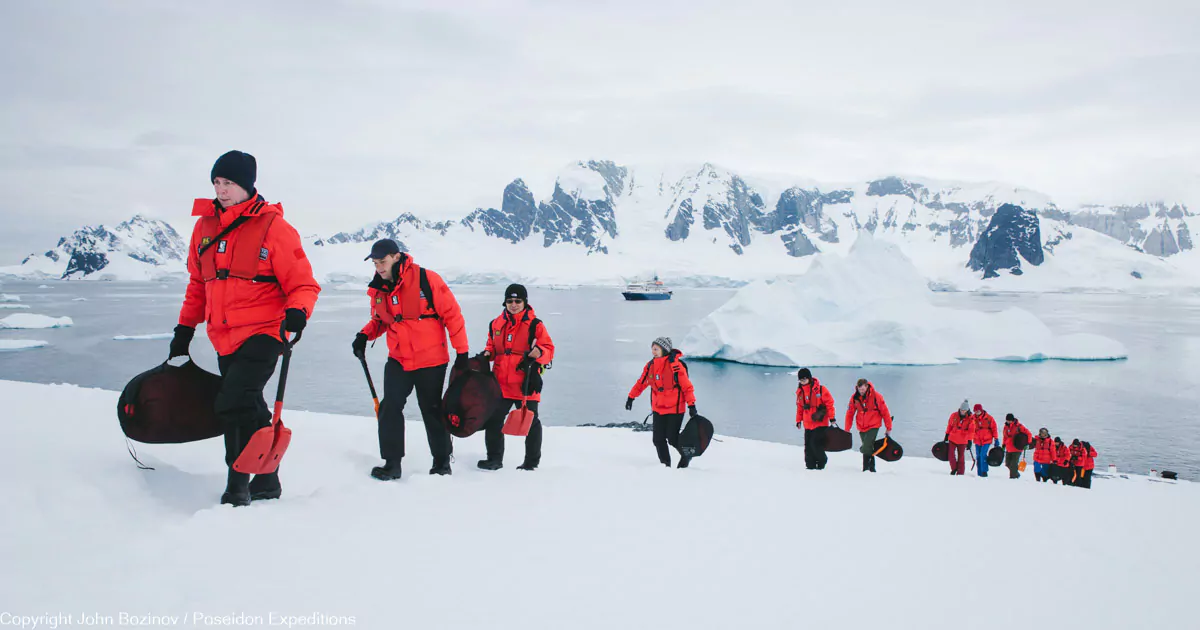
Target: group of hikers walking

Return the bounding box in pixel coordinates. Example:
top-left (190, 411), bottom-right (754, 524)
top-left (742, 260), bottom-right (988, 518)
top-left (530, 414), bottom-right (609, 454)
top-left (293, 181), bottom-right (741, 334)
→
top-left (162, 150), bottom-right (1100, 507)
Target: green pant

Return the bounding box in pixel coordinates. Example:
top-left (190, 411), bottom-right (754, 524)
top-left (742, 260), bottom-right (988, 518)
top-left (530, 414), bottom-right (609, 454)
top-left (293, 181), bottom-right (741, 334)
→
top-left (1005, 452), bottom-right (1021, 478)
top-left (859, 428), bottom-right (879, 455)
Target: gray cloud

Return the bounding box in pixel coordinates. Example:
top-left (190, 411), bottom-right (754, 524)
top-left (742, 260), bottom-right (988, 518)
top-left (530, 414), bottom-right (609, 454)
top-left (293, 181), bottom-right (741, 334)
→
top-left (0, 0), bottom-right (1197, 261)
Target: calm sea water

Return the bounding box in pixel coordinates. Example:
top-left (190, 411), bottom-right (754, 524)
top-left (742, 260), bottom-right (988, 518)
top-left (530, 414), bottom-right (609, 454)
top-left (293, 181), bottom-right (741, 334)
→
top-left (2, 279), bottom-right (1197, 479)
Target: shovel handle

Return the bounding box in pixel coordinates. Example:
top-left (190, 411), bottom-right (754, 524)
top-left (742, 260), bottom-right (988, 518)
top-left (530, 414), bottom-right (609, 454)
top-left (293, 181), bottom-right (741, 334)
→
top-left (359, 356), bottom-right (380, 419)
top-left (273, 322), bottom-right (297, 423)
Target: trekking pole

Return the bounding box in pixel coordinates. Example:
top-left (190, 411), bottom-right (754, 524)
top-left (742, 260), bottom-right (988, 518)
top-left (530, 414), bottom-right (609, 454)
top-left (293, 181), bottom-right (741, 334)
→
top-left (359, 356), bottom-right (380, 419)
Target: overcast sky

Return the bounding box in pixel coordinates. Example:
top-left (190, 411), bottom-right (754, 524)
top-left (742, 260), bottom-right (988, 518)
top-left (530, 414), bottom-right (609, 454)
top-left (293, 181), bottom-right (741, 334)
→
top-left (1, 0), bottom-right (1197, 261)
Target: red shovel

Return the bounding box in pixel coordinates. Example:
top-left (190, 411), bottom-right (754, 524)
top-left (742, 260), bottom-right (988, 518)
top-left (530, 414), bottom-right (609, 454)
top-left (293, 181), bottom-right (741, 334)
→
top-left (501, 361), bottom-right (536, 437)
top-left (233, 323), bottom-right (299, 475)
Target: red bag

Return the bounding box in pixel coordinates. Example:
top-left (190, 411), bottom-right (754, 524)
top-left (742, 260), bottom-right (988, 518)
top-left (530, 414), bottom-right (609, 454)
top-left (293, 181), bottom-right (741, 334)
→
top-left (502, 399), bottom-right (535, 437)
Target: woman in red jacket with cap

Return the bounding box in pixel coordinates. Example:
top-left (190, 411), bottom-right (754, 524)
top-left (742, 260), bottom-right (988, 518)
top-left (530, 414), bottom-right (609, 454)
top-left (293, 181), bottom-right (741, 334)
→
top-left (972, 404), bottom-right (999, 477)
top-left (626, 337), bottom-right (699, 468)
top-left (478, 284), bottom-right (555, 471)
top-left (1032, 428), bottom-right (1054, 482)
top-left (944, 400), bottom-right (974, 476)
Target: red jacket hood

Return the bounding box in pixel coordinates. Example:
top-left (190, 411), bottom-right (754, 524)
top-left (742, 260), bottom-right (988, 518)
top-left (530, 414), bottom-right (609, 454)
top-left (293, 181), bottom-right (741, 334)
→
top-left (192, 195), bottom-right (283, 225)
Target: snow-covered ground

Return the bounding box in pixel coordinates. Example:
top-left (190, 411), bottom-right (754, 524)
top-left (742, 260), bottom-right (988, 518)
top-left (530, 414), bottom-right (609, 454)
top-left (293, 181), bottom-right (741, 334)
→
top-left (685, 236), bottom-right (1128, 367)
top-left (0, 313), bottom-right (74, 329)
top-left (113, 333), bottom-right (175, 341)
top-left (0, 340), bottom-right (47, 352)
top-left (0, 379), bottom-right (1193, 629)
top-left (0, 293), bottom-right (20, 302)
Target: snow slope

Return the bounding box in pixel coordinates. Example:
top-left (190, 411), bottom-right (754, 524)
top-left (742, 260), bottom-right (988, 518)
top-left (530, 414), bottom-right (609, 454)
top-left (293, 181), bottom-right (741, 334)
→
top-left (684, 235), bottom-right (1127, 367)
top-left (1, 380), bottom-right (1194, 630)
top-left (0, 313), bottom-right (73, 329)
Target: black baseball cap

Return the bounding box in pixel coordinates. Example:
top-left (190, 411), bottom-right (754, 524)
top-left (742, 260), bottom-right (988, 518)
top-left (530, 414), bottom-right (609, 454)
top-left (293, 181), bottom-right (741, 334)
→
top-left (365, 239), bottom-right (401, 261)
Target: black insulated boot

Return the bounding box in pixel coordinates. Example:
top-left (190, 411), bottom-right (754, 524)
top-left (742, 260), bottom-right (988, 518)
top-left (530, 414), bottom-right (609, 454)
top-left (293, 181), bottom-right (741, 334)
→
top-left (429, 459), bottom-right (452, 476)
top-left (249, 471), bottom-right (281, 501)
top-left (371, 459), bottom-right (403, 481)
top-left (677, 457), bottom-right (691, 469)
top-left (516, 461), bottom-right (538, 471)
top-left (221, 468), bottom-right (251, 507)
top-left (477, 459), bottom-right (503, 471)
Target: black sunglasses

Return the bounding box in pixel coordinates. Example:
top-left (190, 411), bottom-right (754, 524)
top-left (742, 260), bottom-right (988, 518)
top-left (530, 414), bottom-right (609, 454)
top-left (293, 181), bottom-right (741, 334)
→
top-left (505, 298), bottom-right (524, 304)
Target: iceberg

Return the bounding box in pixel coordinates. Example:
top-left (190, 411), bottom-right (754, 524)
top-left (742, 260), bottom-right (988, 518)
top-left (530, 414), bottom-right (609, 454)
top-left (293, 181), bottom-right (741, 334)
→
top-left (684, 235), bottom-right (1128, 367)
top-left (0, 314), bottom-right (74, 330)
top-left (0, 340), bottom-right (48, 352)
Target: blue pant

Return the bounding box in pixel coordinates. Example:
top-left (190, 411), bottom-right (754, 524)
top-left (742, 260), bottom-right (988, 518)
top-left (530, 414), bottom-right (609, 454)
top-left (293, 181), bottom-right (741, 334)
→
top-left (1034, 462), bottom-right (1048, 476)
top-left (976, 444), bottom-right (991, 476)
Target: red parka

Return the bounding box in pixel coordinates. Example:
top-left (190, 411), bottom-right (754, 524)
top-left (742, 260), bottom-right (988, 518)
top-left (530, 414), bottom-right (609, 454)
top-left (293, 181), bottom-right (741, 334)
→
top-left (1002, 420), bottom-right (1033, 453)
top-left (946, 412), bottom-right (974, 445)
top-left (629, 350), bottom-right (696, 415)
top-left (179, 195), bottom-right (321, 356)
top-left (1032, 435), bottom-right (1055, 464)
top-left (973, 412), bottom-right (998, 446)
top-left (796, 379), bottom-right (836, 430)
top-left (1053, 442), bottom-right (1071, 467)
top-left (360, 254), bottom-right (468, 371)
top-left (484, 306), bottom-right (555, 402)
top-left (844, 382), bottom-right (892, 433)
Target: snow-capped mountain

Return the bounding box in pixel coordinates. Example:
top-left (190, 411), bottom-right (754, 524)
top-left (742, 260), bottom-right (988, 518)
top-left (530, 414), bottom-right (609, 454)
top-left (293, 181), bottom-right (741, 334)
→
top-left (2, 161), bottom-right (1196, 291)
top-left (1060, 202), bottom-right (1193, 256)
top-left (0, 215), bottom-right (186, 280)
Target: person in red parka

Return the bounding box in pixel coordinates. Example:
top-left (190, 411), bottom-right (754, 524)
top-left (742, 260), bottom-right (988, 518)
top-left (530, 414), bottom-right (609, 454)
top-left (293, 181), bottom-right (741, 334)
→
top-left (169, 150), bottom-right (321, 507)
top-left (845, 379), bottom-right (892, 473)
top-left (944, 400), bottom-right (974, 476)
top-left (1075, 439), bottom-right (1098, 489)
top-left (478, 284), bottom-right (555, 471)
top-left (352, 239), bottom-right (468, 480)
top-left (1051, 437), bottom-right (1071, 484)
top-left (1032, 428), bottom-right (1054, 482)
top-left (626, 337), bottom-right (698, 468)
top-left (795, 368), bottom-right (836, 470)
top-left (1001, 413), bottom-right (1033, 479)
top-left (972, 403), bottom-right (999, 478)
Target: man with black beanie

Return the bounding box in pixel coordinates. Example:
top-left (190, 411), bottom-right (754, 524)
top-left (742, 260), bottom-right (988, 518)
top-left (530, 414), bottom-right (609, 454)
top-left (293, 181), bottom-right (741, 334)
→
top-left (170, 150), bottom-right (321, 507)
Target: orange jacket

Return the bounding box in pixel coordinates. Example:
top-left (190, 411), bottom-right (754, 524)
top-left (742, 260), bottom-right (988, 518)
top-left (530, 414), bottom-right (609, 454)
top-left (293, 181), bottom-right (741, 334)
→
top-left (628, 350), bottom-right (696, 415)
top-left (1032, 435), bottom-right (1055, 464)
top-left (795, 379), bottom-right (836, 430)
top-left (973, 412), bottom-right (998, 446)
top-left (945, 412), bottom-right (974, 445)
top-left (1002, 420), bottom-right (1033, 453)
top-left (1053, 442), bottom-right (1071, 466)
top-left (179, 196), bottom-right (320, 356)
top-left (484, 306), bottom-right (554, 402)
top-left (1081, 444), bottom-right (1097, 470)
top-left (360, 255), bottom-right (468, 371)
top-left (844, 383), bottom-right (892, 433)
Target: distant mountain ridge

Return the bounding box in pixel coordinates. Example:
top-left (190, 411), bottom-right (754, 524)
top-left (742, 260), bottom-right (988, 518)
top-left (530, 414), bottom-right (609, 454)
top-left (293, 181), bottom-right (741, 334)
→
top-left (1, 161), bottom-right (1193, 287)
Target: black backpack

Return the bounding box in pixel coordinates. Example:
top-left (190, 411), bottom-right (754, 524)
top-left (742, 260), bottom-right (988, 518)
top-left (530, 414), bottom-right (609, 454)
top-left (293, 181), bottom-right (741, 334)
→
top-left (931, 441), bottom-right (949, 462)
top-left (118, 359), bottom-right (223, 444)
top-left (679, 415), bottom-right (714, 458)
top-left (987, 446), bottom-right (1005, 467)
top-left (442, 355), bottom-right (503, 438)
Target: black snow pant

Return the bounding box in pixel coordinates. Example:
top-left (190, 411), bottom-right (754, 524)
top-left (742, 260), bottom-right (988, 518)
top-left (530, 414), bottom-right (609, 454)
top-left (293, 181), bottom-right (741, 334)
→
top-left (483, 399), bottom-right (542, 466)
top-left (378, 359), bottom-right (450, 466)
top-left (1005, 452), bottom-right (1021, 479)
top-left (1077, 468), bottom-right (1092, 489)
top-left (216, 334), bottom-right (283, 466)
top-left (652, 412), bottom-right (685, 466)
top-left (804, 427), bottom-right (828, 469)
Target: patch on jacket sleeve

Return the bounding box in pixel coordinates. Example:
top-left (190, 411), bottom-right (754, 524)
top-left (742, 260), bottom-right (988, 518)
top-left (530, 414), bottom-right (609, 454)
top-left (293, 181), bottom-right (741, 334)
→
top-left (293, 247), bottom-right (307, 260)
top-left (259, 247), bottom-right (269, 261)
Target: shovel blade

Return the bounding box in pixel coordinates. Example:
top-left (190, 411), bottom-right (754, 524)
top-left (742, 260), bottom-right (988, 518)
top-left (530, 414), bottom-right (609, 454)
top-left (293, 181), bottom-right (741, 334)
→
top-left (501, 407), bottom-right (535, 437)
top-left (233, 419), bottom-right (292, 475)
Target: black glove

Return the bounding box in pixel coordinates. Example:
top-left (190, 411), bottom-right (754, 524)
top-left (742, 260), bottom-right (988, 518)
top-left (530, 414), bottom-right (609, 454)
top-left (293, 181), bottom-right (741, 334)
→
top-left (168, 324), bottom-right (194, 359)
top-left (944, 433), bottom-right (950, 442)
top-left (284, 308), bottom-right (307, 334)
top-left (625, 397), bottom-right (634, 411)
top-left (688, 405), bottom-right (698, 419)
top-left (352, 333), bottom-right (368, 359)
top-left (454, 353), bottom-right (468, 370)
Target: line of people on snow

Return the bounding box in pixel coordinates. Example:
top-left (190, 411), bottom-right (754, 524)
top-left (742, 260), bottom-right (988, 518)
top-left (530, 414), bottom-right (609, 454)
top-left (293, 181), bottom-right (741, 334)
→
top-left (164, 150), bottom-right (1098, 508)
